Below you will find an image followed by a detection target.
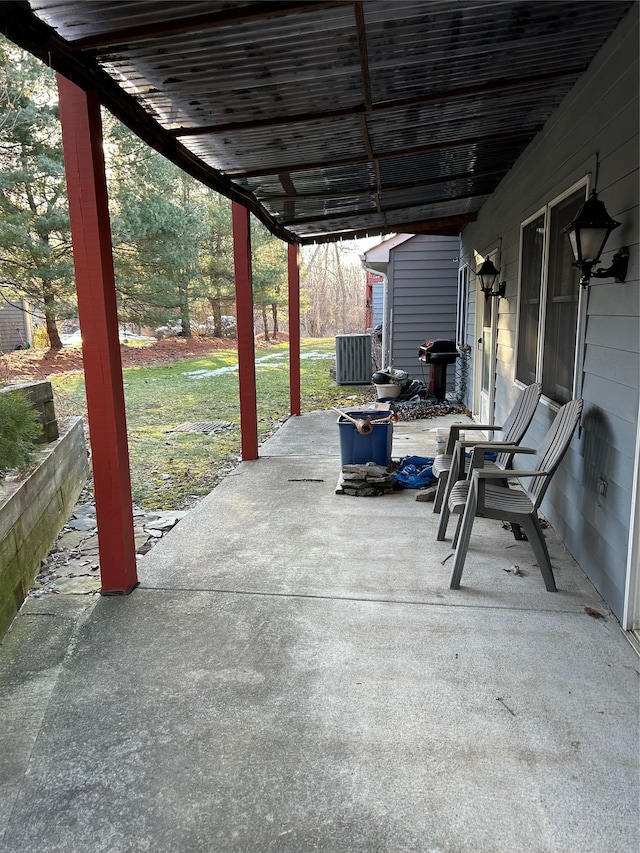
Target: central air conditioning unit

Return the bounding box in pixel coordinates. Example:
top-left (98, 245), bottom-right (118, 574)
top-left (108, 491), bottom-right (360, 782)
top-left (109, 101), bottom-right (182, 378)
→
top-left (335, 334), bottom-right (372, 385)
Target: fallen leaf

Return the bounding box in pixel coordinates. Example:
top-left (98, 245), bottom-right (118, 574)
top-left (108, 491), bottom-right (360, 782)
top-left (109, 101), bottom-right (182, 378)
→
top-left (584, 607), bottom-right (606, 619)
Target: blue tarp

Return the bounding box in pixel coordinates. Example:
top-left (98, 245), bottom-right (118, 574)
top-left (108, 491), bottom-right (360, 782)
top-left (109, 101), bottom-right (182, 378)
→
top-left (392, 451), bottom-right (499, 489)
top-left (392, 456), bottom-right (437, 489)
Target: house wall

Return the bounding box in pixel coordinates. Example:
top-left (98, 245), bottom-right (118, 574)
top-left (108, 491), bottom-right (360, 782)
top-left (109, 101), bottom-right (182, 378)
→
top-left (0, 302), bottom-right (32, 353)
top-left (388, 234), bottom-right (459, 378)
top-left (459, 4), bottom-right (639, 620)
top-left (372, 282), bottom-right (384, 328)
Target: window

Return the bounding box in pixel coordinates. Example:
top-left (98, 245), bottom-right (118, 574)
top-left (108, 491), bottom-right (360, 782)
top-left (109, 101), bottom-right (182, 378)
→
top-left (516, 213), bottom-right (545, 386)
top-left (542, 193), bottom-right (582, 402)
top-left (516, 184), bottom-right (585, 404)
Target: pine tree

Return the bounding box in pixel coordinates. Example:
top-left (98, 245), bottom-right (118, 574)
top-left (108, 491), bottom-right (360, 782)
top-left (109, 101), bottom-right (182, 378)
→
top-left (201, 192), bottom-right (236, 337)
top-left (105, 118), bottom-right (207, 334)
top-left (0, 36), bottom-right (75, 349)
top-left (251, 221), bottom-right (287, 342)
top-left (0, 390), bottom-right (41, 473)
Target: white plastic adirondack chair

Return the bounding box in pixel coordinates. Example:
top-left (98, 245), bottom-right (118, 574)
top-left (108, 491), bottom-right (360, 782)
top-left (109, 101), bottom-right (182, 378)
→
top-left (446, 398), bottom-right (583, 591)
top-left (434, 382), bottom-right (542, 537)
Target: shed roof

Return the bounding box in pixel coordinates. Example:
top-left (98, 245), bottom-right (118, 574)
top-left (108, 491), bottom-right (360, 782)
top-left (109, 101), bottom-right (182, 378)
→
top-left (363, 233), bottom-right (413, 263)
top-left (1, 0), bottom-right (633, 244)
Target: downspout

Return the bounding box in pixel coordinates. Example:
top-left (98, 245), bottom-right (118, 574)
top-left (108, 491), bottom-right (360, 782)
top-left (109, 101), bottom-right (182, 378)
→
top-left (381, 269), bottom-right (391, 368)
top-left (363, 265), bottom-right (390, 367)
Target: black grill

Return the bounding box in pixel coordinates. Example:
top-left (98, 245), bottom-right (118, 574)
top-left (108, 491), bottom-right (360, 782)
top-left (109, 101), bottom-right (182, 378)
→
top-left (418, 340), bottom-right (459, 401)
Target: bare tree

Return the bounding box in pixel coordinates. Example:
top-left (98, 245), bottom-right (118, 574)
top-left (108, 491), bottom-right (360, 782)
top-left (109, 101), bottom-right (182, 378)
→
top-left (299, 242), bottom-right (365, 337)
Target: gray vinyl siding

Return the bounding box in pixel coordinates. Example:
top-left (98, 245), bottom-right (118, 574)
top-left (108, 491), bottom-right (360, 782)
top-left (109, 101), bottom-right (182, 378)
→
top-left (388, 234), bottom-right (459, 378)
top-left (0, 303), bottom-right (31, 353)
top-left (459, 4), bottom-right (639, 619)
top-left (372, 283), bottom-right (384, 327)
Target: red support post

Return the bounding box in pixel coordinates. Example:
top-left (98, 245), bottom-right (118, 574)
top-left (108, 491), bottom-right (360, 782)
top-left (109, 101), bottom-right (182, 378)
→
top-left (288, 243), bottom-right (301, 416)
top-left (231, 202), bottom-right (259, 460)
top-left (57, 74), bottom-right (138, 594)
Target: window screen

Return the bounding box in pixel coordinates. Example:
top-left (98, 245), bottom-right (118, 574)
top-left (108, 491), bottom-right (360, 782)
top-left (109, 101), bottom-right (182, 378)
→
top-left (542, 190), bottom-right (582, 403)
top-left (516, 214), bottom-right (545, 385)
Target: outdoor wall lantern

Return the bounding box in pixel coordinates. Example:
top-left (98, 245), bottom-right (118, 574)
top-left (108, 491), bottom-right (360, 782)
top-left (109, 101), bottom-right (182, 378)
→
top-left (478, 258), bottom-right (506, 300)
top-left (563, 190), bottom-right (629, 288)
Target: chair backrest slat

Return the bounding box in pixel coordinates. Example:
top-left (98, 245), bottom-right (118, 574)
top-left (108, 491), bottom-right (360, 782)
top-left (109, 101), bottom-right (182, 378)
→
top-left (495, 382), bottom-right (542, 468)
top-left (523, 398), bottom-right (583, 506)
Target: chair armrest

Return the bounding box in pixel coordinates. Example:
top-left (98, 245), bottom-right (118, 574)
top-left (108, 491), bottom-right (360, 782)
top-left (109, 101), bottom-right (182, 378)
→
top-left (445, 423), bottom-right (502, 452)
top-left (474, 469), bottom-right (547, 479)
top-left (464, 443), bottom-right (536, 453)
top-left (457, 423), bottom-right (502, 431)
top-left (445, 422), bottom-right (472, 453)
top-left (467, 444), bottom-right (537, 475)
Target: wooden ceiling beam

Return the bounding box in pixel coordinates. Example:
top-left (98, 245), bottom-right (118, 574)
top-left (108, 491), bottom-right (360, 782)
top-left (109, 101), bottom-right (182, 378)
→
top-left (232, 128), bottom-right (539, 178)
top-left (279, 188), bottom-right (490, 227)
top-left (169, 68), bottom-right (582, 137)
top-left (392, 213), bottom-right (478, 235)
top-left (259, 166), bottom-right (509, 202)
top-left (296, 212), bottom-right (478, 244)
top-left (354, 2), bottom-right (373, 113)
top-left (353, 2), bottom-right (386, 224)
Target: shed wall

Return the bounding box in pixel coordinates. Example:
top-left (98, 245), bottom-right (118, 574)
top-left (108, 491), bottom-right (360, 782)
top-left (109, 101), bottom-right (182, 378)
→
top-left (459, 4), bottom-right (639, 619)
top-left (388, 234), bottom-right (459, 379)
top-left (0, 302), bottom-right (32, 353)
top-left (372, 283), bottom-right (384, 328)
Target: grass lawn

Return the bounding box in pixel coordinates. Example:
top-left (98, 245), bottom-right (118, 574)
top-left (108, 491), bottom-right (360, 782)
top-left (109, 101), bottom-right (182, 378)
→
top-left (52, 338), bottom-right (374, 509)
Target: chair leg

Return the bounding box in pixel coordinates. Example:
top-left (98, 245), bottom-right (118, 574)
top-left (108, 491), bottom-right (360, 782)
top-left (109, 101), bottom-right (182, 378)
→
top-left (510, 522), bottom-right (525, 541)
top-left (433, 471), bottom-right (448, 513)
top-left (451, 510), bottom-right (464, 548)
top-left (436, 446), bottom-right (465, 535)
top-left (520, 514), bottom-right (557, 592)
top-left (436, 496), bottom-right (451, 540)
top-left (449, 485), bottom-right (478, 589)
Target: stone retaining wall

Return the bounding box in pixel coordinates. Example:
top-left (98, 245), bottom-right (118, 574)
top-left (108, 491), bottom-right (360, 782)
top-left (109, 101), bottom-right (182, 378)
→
top-left (0, 417), bottom-right (88, 639)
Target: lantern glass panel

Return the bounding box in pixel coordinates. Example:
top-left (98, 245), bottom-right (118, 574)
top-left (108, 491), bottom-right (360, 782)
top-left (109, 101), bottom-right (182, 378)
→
top-left (479, 262), bottom-right (498, 292)
top-left (578, 226), bottom-right (610, 263)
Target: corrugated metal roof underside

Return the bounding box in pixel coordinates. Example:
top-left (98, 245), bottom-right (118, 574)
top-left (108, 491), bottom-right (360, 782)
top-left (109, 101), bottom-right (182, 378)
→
top-left (13, 0), bottom-right (634, 242)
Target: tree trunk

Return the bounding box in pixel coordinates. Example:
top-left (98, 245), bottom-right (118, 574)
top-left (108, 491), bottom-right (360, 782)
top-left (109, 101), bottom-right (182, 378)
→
top-left (42, 281), bottom-right (63, 350)
top-left (334, 243), bottom-right (348, 331)
top-left (271, 303), bottom-right (278, 336)
top-left (207, 296), bottom-right (223, 337)
top-left (261, 305), bottom-right (270, 342)
top-left (179, 282), bottom-right (192, 338)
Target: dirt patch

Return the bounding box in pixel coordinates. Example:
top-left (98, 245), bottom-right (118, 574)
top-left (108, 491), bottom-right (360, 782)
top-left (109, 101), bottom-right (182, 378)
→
top-left (0, 333), bottom-right (289, 382)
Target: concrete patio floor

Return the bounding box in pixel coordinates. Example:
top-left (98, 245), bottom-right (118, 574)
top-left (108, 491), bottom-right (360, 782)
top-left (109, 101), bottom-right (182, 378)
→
top-left (1, 410), bottom-right (638, 853)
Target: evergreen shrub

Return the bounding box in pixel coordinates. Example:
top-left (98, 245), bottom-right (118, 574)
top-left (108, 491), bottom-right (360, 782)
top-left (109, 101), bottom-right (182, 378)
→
top-left (0, 390), bottom-right (41, 474)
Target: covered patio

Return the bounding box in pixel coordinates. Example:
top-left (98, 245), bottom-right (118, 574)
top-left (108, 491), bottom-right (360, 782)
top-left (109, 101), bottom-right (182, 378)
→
top-left (0, 0), bottom-right (634, 597)
top-left (0, 3), bottom-right (638, 848)
top-left (1, 413), bottom-right (638, 852)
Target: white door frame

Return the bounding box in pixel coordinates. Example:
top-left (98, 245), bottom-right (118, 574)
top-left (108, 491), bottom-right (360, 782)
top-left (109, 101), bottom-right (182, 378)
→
top-left (473, 249), bottom-right (500, 422)
top-left (623, 395), bottom-right (640, 638)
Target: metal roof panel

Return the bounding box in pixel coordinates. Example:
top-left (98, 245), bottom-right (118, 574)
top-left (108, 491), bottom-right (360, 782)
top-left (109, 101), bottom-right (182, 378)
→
top-left (3, 0), bottom-right (631, 242)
